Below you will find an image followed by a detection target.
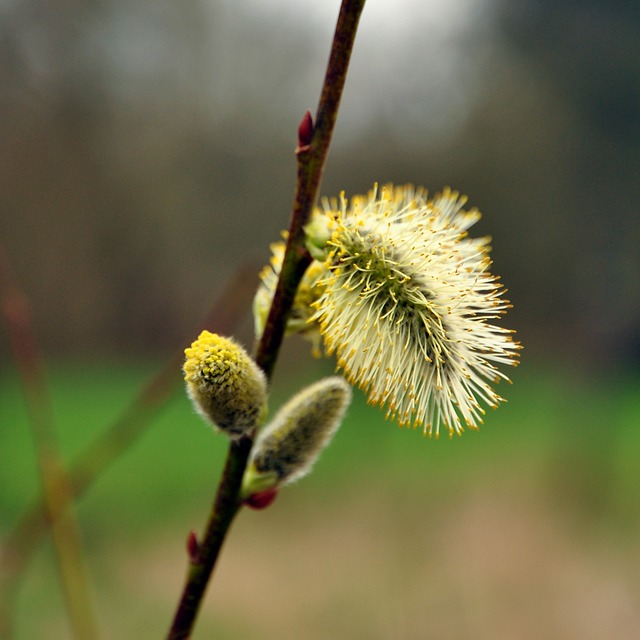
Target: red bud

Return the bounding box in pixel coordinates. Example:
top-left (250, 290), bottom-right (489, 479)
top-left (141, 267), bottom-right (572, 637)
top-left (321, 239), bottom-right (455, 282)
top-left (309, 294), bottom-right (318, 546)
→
top-left (244, 487), bottom-right (279, 510)
top-left (297, 110), bottom-right (313, 150)
top-left (187, 530), bottom-right (200, 561)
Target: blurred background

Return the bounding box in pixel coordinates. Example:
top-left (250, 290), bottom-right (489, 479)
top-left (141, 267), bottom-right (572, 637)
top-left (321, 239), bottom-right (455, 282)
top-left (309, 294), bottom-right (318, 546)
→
top-left (1, 0), bottom-right (639, 638)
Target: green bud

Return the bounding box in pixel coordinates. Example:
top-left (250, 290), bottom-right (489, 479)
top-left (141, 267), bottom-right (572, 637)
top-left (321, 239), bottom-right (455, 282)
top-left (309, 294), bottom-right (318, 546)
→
top-left (303, 211), bottom-right (334, 261)
top-left (253, 241), bottom-right (327, 356)
top-left (183, 331), bottom-right (268, 439)
top-left (242, 376), bottom-right (351, 497)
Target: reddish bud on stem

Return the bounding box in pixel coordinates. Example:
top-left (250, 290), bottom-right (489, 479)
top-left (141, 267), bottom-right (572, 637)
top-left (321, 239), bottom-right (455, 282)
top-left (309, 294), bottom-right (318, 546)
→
top-left (187, 530), bottom-right (200, 561)
top-left (297, 110), bottom-right (313, 151)
top-left (244, 487), bottom-right (279, 510)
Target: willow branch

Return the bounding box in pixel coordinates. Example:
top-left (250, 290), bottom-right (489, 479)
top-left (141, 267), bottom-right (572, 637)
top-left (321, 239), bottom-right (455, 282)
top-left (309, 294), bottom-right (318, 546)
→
top-left (166, 1), bottom-right (367, 638)
top-left (255, 0), bottom-right (366, 378)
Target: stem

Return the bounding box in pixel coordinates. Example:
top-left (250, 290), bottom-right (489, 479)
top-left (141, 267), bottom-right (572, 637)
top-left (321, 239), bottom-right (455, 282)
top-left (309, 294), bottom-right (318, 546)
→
top-left (165, 435), bottom-right (251, 636)
top-left (0, 245), bottom-right (100, 640)
top-left (0, 264), bottom-right (254, 636)
top-left (255, 0), bottom-right (366, 378)
top-left (166, 1), bottom-right (366, 638)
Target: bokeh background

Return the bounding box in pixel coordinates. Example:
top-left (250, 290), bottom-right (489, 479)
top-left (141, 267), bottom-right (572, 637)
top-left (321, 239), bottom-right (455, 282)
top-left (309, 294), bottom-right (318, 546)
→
top-left (1, 0), bottom-right (639, 638)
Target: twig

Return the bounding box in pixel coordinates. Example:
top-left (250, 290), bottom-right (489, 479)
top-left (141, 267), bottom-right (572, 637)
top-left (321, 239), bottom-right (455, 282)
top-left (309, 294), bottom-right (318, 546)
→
top-left (0, 244), bottom-right (100, 640)
top-left (0, 263), bottom-right (255, 638)
top-left (166, 1), bottom-right (367, 638)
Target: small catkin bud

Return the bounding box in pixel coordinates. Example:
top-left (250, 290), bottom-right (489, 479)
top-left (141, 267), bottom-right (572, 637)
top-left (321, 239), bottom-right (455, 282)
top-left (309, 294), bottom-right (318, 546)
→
top-left (241, 376), bottom-right (352, 498)
top-left (253, 241), bottom-right (327, 354)
top-left (183, 331), bottom-right (268, 439)
top-left (303, 211), bottom-right (334, 261)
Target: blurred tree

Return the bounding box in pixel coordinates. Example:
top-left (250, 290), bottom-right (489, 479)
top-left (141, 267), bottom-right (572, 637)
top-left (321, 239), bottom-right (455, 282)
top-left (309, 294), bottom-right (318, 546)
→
top-left (494, 0), bottom-right (640, 367)
top-left (1, 0), bottom-right (638, 368)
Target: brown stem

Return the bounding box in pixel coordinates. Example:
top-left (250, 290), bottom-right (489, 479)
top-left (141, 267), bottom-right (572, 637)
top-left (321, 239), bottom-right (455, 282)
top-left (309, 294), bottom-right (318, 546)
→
top-left (166, 1), bottom-right (367, 638)
top-left (0, 244), bottom-right (100, 640)
top-left (0, 264), bottom-right (255, 638)
top-left (255, 0), bottom-right (366, 378)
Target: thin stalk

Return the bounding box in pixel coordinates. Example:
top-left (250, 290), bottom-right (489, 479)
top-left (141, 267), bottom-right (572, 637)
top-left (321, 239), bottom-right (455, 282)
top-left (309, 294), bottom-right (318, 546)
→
top-left (0, 244), bottom-right (100, 640)
top-left (166, 1), bottom-right (367, 638)
top-left (0, 264), bottom-right (255, 638)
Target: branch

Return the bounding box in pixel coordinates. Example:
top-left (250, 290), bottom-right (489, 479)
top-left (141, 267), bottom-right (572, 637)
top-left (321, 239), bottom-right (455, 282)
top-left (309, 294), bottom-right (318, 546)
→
top-left (0, 263), bottom-right (255, 637)
top-left (255, 0), bottom-right (366, 378)
top-left (0, 244), bottom-right (100, 640)
top-left (166, 1), bottom-right (367, 638)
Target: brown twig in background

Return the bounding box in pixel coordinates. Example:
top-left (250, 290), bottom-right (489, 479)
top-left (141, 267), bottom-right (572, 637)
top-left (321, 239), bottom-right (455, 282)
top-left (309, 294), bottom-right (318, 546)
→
top-left (0, 243), bottom-right (100, 640)
top-left (167, 1), bottom-right (367, 638)
top-left (0, 261), bottom-right (256, 639)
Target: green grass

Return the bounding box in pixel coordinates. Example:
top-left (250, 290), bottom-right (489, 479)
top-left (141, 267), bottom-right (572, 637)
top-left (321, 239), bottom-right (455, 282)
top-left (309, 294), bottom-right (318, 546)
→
top-left (2, 356), bottom-right (639, 540)
top-left (1, 357), bottom-right (639, 638)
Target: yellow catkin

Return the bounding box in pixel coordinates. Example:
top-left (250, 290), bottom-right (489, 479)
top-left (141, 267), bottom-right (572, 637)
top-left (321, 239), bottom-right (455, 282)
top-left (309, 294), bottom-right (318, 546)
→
top-left (183, 331), bottom-right (267, 439)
